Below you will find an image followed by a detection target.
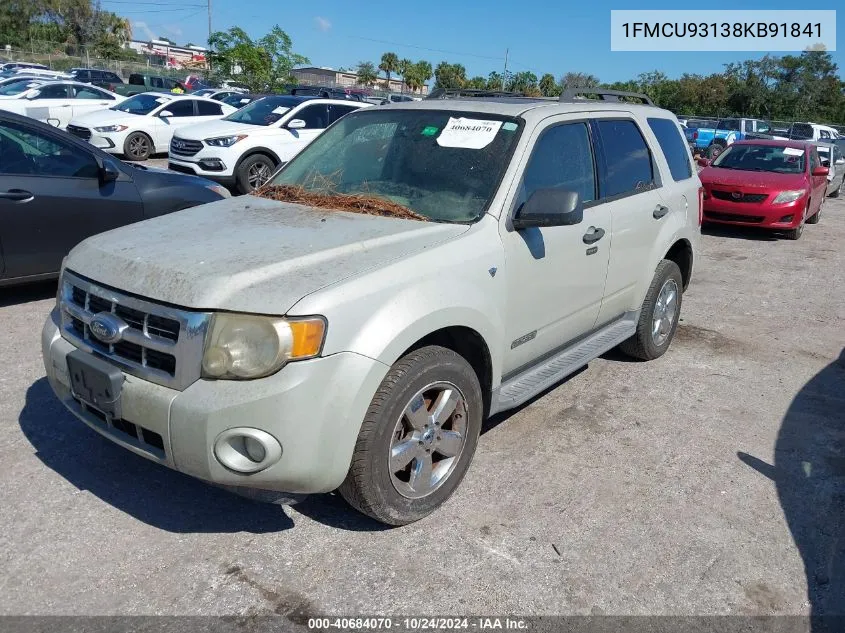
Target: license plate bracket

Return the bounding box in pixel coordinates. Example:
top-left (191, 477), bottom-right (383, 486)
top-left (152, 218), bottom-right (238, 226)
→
top-left (66, 350), bottom-right (125, 420)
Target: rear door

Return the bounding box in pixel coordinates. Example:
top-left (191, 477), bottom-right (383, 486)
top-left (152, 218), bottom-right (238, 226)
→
top-left (71, 84), bottom-right (118, 119)
top-left (23, 83), bottom-right (73, 127)
top-left (0, 118), bottom-right (143, 280)
top-left (328, 103), bottom-right (360, 126)
top-left (194, 99), bottom-right (226, 123)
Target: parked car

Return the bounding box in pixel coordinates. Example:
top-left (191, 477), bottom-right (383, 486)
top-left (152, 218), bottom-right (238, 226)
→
top-left (380, 93), bottom-right (416, 105)
top-left (219, 93), bottom-right (267, 109)
top-left (289, 85), bottom-right (364, 101)
top-left (68, 68), bottom-right (124, 89)
top-left (698, 140), bottom-right (828, 239)
top-left (112, 73), bottom-right (188, 97)
top-left (41, 89), bottom-right (700, 525)
top-left (811, 141), bottom-right (844, 198)
top-left (66, 92), bottom-right (236, 161)
top-left (0, 76), bottom-right (47, 96)
top-left (783, 122), bottom-right (841, 142)
top-left (199, 89), bottom-right (245, 102)
top-left (689, 117), bottom-right (775, 159)
top-left (220, 80), bottom-right (250, 93)
top-left (168, 96), bottom-right (369, 192)
top-left (0, 81), bottom-right (123, 129)
top-left (0, 110), bottom-right (229, 287)
top-left (0, 62), bottom-right (49, 72)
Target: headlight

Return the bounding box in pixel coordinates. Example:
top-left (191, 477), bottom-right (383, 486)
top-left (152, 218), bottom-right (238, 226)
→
top-left (204, 134), bottom-right (246, 147)
top-left (206, 184), bottom-right (231, 198)
top-left (94, 124), bottom-right (128, 132)
top-left (201, 314), bottom-right (326, 380)
top-left (772, 190), bottom-right (806, 204)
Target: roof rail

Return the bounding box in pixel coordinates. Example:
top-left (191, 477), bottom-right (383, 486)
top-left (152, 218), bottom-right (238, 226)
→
top-left (426, 88), bottom-right (534, 100)
top-left (560, 88), bottom-right (654, 106)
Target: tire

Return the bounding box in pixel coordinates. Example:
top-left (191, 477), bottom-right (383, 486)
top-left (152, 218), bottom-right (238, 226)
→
top-left (806, 200), bottom-right (821, 224)
top-left (618, 260), bottom-right (684, 361)
top-left (831, 180), bottom-right (841, 198)
top-left (236, 154), bottom-right (276, 194)
top-left (338, 345), bottom-right (484, 526)
top-left (706, 143), bottom-right (725, 160)
top-left (123, 132), bottom-right (152, 161)
top-left (785, 203), bottom-right (808, 239)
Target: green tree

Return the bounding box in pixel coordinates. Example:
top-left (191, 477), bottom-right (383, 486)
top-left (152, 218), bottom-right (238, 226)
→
top-left (398, 57), bottom-right (412, 92)
top-left (507, 70), bottom-right (538, 94)
top-left (208, 25), bottom-right (308, 92)
top-left (355, 61), bottom-right (377, 87)
top-left (466, 76), bottom-right (487, 89)
top-left (433, 61), bottom-right (466, 90)
top-left (404, 60), bottom-right (432, 93)
top-left (559, 72), bottom-right (600, 92)
top-left (379, 52), bottom-right (399, 90)
top-left (539, 73), bottom-right (559, 97)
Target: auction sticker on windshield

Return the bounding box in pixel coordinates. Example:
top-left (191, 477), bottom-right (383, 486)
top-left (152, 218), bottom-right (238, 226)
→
top-left (783, 148), bottom-right (804, 156)
top-left (437, 117), bottom-right (503, 149)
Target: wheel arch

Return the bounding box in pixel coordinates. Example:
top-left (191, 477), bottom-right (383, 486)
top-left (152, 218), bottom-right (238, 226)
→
top-left (664, 238), bottom-right (694, 291)
top-left (234, 147), bottom-right (281, 173)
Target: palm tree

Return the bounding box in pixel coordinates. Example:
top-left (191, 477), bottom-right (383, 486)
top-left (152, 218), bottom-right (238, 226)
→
top-left (379, 52), bottom-right (399, 91)
top-left (398, 57), bottom-right (412, 93)
top-left (356, 61), bottom-right (377, 87)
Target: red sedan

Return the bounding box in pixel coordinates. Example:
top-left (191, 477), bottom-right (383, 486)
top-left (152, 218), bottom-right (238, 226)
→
top-left (698, 140), bottom-right (829, 240)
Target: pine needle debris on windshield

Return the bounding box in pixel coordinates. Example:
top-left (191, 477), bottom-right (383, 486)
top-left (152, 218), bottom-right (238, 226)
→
top-left (253, 185), bottom-right (430, 222)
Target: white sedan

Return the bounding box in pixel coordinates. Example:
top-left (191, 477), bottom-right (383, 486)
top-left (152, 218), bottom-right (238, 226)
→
top-left (67, 92), bottom-right (237, 161)
top-left (0, 80), bottom-right (123, 128)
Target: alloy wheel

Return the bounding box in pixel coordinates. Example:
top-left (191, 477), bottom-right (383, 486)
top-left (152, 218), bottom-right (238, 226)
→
top-left (651, 279), bottom-right (679, 346)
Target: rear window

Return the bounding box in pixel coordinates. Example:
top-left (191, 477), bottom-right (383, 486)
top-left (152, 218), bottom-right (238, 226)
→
top-left (596, 119), bottom-right (655, 198)
top-left (647, 117), bottom-right (692, 181)
top-left (128, 74), bottom-right (144, 85)
top-left (197, 100), bottom-right (223, 115)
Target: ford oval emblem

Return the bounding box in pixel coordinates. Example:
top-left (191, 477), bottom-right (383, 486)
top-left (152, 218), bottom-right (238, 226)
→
top-left (89, 313), bottom-right (127, 344)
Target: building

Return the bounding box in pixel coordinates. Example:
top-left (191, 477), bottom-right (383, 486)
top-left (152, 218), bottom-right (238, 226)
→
top-left (126, 39), bottom-right (208, 69)
top-left (291, 66), bottom-right (428, 95)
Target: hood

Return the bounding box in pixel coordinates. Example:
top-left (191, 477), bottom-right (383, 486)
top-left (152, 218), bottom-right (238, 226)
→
top-left (174, 118), bottom-right (257, 140)
top-left (64, 195), bottom-right (469, 314)
top-left (70, 108), bottom-right (140, 127)
top-left (700, 167), bottom-right (806, 190)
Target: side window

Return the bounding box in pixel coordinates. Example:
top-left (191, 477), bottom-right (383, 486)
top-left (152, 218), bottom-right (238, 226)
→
top-left (720, 119), bottom-right (741, 131)
top-left (647, 117), bottom-right (692, 182)
top-left (74, 86), bottom-right (111, 100)
top-left (292, 104), bottom-right (329, 129)
top-left (756, 121), bottom-right (771, 134)
top-left (165, 100), bottom-right (195, 117)
top-left (596, 119), bottom-right (655, 198)
top-left (151, 77), bottom-right (164, 88)
top-left (106, 72), bottom-right (122, 83)
top-left (0, 120), bottom-right (98, 177)
top-left (809, 150), bottom-right (819, 170)
top-left (516, 122), bottom-right (596, 209)
top-left (819, 130), bottom-right (831, 139)
top-left (197, 100), bottom-right (223, 115)
top-left (329, 104), bottom-right (358, 124)
top-left (128, 74), bottom-right (144, 86)
top-left (34, 84), bottom-right (70, 99)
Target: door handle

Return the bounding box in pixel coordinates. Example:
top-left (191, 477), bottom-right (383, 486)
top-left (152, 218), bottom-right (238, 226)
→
top-left (0, 189), bottom-right (34, 202)
top-left (59, 104), bottom-right (72, 107)
top-left (653, 204), bottom-right (670, 219)
top-left (582, 226), bottom-right (605, 244)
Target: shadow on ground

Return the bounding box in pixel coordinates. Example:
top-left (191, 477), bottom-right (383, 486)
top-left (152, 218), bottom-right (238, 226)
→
top-left (0, 280), bottom-right (58, 308)
top-left (739, 348), bottom-right (845, 627)
top-left (702, 224), bottom-right (781, 242)
top-left (19, 378), bottom-right (294, 533)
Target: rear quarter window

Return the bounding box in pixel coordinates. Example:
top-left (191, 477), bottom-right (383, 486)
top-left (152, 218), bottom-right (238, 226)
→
top-left (647, 117), bottom-right (693, 182)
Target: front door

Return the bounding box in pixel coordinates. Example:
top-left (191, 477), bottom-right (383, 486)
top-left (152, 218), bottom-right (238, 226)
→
top-left (280, 103), bottom-right (329, 161)
top-left (22, 83), bottom-right (73, 127)
top-left (500, 118), bottom-right (611, 376)
top-left (0, 118), bottom-right (143, 280)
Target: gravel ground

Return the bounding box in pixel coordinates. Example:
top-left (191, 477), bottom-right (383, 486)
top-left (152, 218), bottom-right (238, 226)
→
top-left (0, 198), bottom-right (843, 619)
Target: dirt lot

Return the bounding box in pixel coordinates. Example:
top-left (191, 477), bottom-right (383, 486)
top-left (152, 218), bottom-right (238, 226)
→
top-left (0, 198), bottom-right (843, 618)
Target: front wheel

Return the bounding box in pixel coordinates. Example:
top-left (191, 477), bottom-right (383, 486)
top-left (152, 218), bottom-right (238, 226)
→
top-left (806, 198), bottom-right (822, 224)
top-left (123, 132), bottom-right (152, 161)
top-left (785, 204), bottom-right (808, 239)
top-left (619, 260), bottom-right (683, 361)
top-left (236, 154), bottom-right (276, 194)
top-left (339, 346), bottom-right (483, 525)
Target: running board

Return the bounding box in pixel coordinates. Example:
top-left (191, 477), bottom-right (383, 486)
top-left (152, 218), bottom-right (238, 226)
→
top-left (490, 312), bottom-right (639, 414)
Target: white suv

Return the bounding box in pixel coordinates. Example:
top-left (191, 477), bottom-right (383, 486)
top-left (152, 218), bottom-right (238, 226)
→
top-left (42, 89), bottom-right (701, 525)
top-left (168, 96), bottom-right (371, 193)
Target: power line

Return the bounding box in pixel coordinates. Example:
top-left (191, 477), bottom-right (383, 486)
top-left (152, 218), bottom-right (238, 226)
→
top-left (101, 1), bottom-right (205, 5)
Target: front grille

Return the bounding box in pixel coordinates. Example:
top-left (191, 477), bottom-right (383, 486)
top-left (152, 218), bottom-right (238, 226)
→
top-left (705, 211), bottom-right (765, 223)
top-left (59, 270), bottom-right (211, 390)
top-left (168, 162), bottom-right (197, 175)
top-left (710, 190), bottom-right (769, 203)
top-left (73, 396), bottom-right (165, 455)
top-left (67, 124), bottom-right (92, 141)
top-left (169, 137), bottom-right (203, 156)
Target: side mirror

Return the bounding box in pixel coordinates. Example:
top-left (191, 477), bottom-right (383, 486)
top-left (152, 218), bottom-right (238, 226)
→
top-left (25, 90), bottom-right (40, 100)
top-left (99, 159), bottom-right (120, 184)
top-left (287, 118), bottom-right (306, 130)
top-left (697, 157), bottom-right (711, 167)
top-left (158, 110), bottom-right (173, 118)
top-left (812, 166), bottom-right (829, 177)
top-left (512, 189), bottom-right (583, 230)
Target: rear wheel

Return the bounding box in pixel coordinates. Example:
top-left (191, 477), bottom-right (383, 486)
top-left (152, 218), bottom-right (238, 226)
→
top-left (619, 260), bottom-right (683, 361)
top-left (236, 154), bottom-right (276, 193)
top-left (123, 132), bottom-right (152, 161)
top-left (339, 346), bottom-right (483, 525)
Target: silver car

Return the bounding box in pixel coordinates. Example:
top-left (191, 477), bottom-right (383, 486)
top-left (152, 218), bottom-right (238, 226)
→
top-left (812, 141), bottom-right (845, 198)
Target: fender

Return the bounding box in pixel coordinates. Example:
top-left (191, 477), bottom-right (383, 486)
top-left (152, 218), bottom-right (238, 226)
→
top-left (234, 146), bottom-right (283, 171)
top-left (630, 215), bottom-right (697, 310)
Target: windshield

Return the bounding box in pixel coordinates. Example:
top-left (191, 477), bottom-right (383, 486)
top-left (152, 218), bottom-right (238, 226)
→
top-left (223, 94), bottom-right (254, 107)
top-left (224, 96), bottom-right (300, 125)
top-left (713, 144), bottom-right (806, 174)
top-left (112, 93), bottom-right (169, 115)
top-left (264, 108), bottom-right (523, 223)
top-left (0, 80), bottom-right (41, 96)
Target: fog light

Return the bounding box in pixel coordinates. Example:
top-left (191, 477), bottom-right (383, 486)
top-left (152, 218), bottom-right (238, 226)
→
top-left (779, 214), bottom-right (794, 223)
top-left (213, 428), bottom-right (282, 474)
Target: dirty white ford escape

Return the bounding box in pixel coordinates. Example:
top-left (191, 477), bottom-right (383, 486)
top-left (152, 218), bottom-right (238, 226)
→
top-left (42, 89), bottom-right (701, 525)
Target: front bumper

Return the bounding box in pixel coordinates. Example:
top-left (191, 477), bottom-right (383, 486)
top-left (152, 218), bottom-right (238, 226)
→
top-left (88, 131), bottom-right (127, 153)
top-left (703, 196), bottom-right (805, 229)
top-left (168, 149), bottom-right (236, 180)
top-left (42, 309), bottom-right (389, 494)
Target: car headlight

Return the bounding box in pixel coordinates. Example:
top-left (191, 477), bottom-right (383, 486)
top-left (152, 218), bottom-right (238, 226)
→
top-left (204, 134), bottom-right (246, 147)
top-left (94, 124), bottom-right (128, 132)
top-left (206, 184), bottom-right (231, 198)
top-left (201, 314), bottom-right (326, 380)
top-left (772, 190), bottom-right (806, 204)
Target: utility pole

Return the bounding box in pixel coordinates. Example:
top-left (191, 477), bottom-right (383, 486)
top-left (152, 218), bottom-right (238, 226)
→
top-left (207, 0), bottom-right (212, 73)
top-left (501, 48), bottom-right (508, 91)
top-left (207, 0), bottom-right (212, 42)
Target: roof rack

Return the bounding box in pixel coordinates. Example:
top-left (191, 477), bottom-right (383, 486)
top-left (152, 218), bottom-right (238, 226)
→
top-left (426, 88), bottom-right (536, 100)
top-left (560, 88), bottom-right (654, 106)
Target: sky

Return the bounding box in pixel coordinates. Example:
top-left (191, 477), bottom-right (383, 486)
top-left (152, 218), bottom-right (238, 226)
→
top-left (105, 0), bottom-right (845, 84)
